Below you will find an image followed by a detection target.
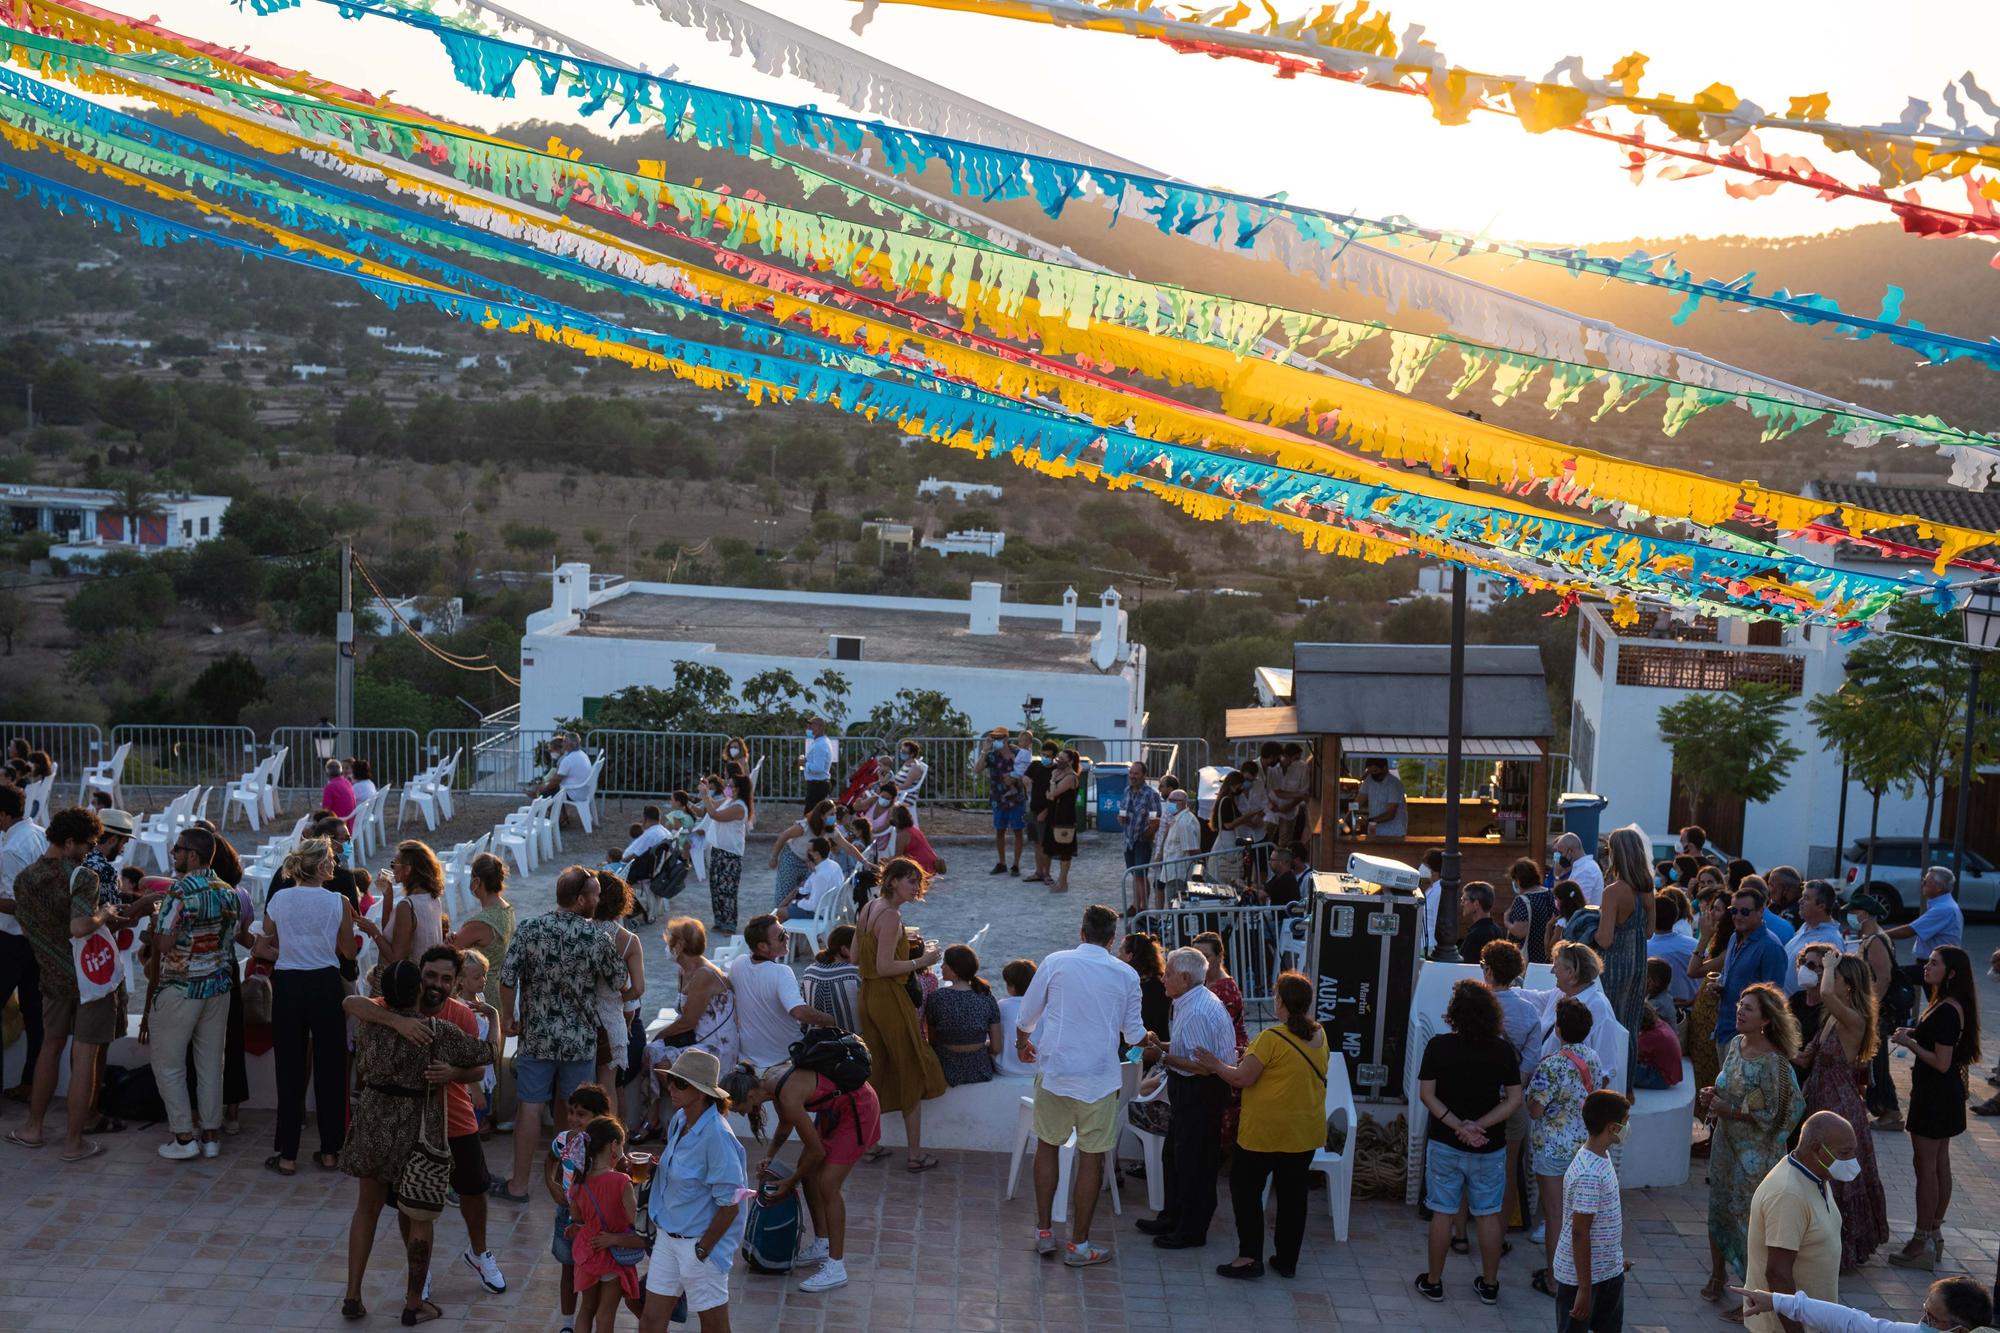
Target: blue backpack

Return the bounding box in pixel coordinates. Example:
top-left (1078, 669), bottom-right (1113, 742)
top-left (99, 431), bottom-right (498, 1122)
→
top-left (741, 1167), bottom-right (801, 1274)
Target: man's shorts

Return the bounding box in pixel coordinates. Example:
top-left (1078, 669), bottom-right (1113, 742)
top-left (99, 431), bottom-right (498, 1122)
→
top-left (1425, 1140), bottom-right (1506, 1217)
top-left (646, 1234), bottom-right (730, 1313)
top-left (448, 1133), bottom-right (490, 1197)
top-left (515, 1056), bottom-right (593, 1107)
top-left (1124, 841), bottom-right (1155, 872)
top-left (1033, 1079), bottom-right (1119, 1155)
top-left (43, 991), bottom-right (118, 1047)
top-left (991, 804), bottom-right (1025, 832)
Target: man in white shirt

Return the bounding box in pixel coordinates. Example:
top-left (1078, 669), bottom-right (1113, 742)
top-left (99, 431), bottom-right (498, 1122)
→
top-left (729, 915), bottom-right (837, 1070)
top-left (532, 733), bottom-right (594, 814)
top-left (800, 716), bottom-right (836, 811)
top-left (1359, 757), bottom-right (1407, 838)
top-left (775, 840), bottom-right (844, 924)
top-left (1737, 1275), bottom-right (1994, 1333)
top-left (1554, 832), bottom-right (1606, 907)
top-left (616, 804), bottom-right (671, 864)
top-left (1014, 904), bottom-right (1147, 1268)
top-left (0, 785), bottom-right (48, 1098)
top-left (1783, 880), bottom-right (1846, 992)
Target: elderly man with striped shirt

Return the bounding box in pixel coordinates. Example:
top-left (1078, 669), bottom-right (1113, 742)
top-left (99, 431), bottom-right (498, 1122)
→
top-left (1136, 946), bottom-right (1239, 1250)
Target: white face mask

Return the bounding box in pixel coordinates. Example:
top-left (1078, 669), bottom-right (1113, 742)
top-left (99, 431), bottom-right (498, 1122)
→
top-left (1825, 1154), bottom-right (1862, 1183)
top-left (1799, 966), bottom-right (1821, 989)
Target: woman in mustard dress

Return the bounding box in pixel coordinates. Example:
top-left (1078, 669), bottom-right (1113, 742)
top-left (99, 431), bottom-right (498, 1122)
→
top-left (857, 856), bottom-right (947, 1172)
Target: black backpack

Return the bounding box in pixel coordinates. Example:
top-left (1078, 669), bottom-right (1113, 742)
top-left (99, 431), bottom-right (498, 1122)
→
top-left (100, 1063), bottom-right (167, 1126)
top-left (788, 1027), bottom-right (871, 1094)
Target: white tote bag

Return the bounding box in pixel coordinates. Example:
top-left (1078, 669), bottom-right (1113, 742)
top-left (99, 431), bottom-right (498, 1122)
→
top-left (73, 926), bottom-right (123, 1003)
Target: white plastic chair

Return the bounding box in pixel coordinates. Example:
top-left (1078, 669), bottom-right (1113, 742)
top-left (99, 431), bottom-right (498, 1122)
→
top-left (399, 763), bottom-right (447, 832)
top-left (492, 802), bottom-right (542, 877)
top-left (433, 749), bottom-right (460, 823)
top-left (134, 787), bottom-right (200, 871)
top-left (1118, 1069), bottom-right (1170, 1213)
top-left (782, 867), bottom-right (851, 959)
top-left (359, 786), bottom-right (391, 861)
top-left (223, 753), bottom-right (281, 831)
top-left (1007, 1059), bottom-right (1140, 1223)
top-left (557, 753), bottom-right (605, 834)
top-left (22, 773), bottom-right (55, 826)
top-left (1310, 1052), bottom-right (1358, 1241)
top-left (81, 742), bottom-right (131, 809)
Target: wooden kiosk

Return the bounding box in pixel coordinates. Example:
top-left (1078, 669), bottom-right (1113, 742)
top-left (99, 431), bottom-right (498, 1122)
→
top-left (1227, 643), bottom-right (1555, 905)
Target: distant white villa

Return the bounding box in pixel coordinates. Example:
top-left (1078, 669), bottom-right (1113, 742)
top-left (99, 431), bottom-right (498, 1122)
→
top-left (917, 476), bottom-right (1004, 503)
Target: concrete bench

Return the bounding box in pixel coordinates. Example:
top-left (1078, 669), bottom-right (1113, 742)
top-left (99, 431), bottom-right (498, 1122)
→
top-left (1611, 1058), bottom-right (1695, 1189)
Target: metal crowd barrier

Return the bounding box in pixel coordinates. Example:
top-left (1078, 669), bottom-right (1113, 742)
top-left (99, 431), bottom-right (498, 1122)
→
top-left (109, 724), bottom-right (258, 793)
top-left (0, 720), bottom-right (103, 795)
top-left (585, 729), bottom-right (732, 801)
top-left (1129, 900), bottom-right (1300, 1016)
top-left (268, 726), bottom-right (423, 792)
top-left (425, 726), bottom-right (567, 794)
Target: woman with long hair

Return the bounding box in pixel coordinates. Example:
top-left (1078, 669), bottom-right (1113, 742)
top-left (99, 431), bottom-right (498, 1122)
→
top-left (924, 945), bottom-right (1002, 1086)
top-left (888, 804), bottom-right (942, 876)
top-left (256, 836), bottom-right (359, 1174)
top-left (339, 959), bottom-right (492, 1324)
top-left (448, 853), bottom-right (514, 1014)
top-left (1686, 889), bottom-right (1734, 1095)
top-left (1122, 932), bottom-right (1170, 1046)
top-left (1888, 944), bottom-right (1982, 1272)
top-left (1595, 824), bottom-right (1655, 1084)
top-left (700, 773), bottom-right (750, 937)
top-left (800, 925), bottom-right (859, 1034)
top-left (721, 1052), bottom-right (882, 1295)
top-left (1698, 982), bottom-right (1801, 1307)
top-left (1197, 971), bottom-right (1328, 1281)
top-left (1796, 951), bottom-right (1888, 1270)
top-left (768, 799), bottom-right (833, 909)
top-left (381, 841), bottom-right (447, 967)
top-left (588, 872), bottom-right (647, 1093)
top-left (1041, 750), bottom-right (1081, 893)
top-left (854, 857), bottom-right (946, 1172)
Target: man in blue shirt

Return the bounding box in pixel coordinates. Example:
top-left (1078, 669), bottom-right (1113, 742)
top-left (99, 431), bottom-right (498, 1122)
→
top-left (800, 716), bottom-right (836, 812)
top-left (1709, 882), bottom-right (1788, 1058)
top-left (642, 1049), bottom-right (747, 1332)
top-left (1887, 865), bottom-right (1963, 972)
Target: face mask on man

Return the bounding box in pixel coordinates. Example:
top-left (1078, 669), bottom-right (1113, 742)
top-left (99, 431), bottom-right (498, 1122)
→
top-left (1814, 1143), bottom-right (1862, 1182)
top-left (1556, 853), bottom-right (1572, 871)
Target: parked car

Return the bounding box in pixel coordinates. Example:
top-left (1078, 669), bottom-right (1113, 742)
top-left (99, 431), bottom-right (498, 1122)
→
top-left (1838, 838), bottom-right (1998, 919)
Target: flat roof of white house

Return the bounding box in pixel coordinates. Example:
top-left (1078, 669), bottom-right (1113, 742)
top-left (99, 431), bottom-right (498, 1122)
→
top-left (567, 590), bottom-right (1104, 672)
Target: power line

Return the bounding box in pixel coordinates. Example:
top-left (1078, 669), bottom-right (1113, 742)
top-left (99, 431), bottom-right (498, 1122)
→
top-left (348, 548), bottom-right (520, 685)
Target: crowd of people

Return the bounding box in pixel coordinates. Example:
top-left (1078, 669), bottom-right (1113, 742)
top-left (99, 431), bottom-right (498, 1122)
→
top-left (4, 731), bottom-right (1999, 1333)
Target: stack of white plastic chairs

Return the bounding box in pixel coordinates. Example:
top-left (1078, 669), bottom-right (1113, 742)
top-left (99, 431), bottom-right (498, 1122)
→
top-left (351, 784), bottom-right (393, 862)
top-left (22, 765), bottom-right (58, 825)
top-left (397, 749), bottom-right (460, 832)
top-left (221, 747), bottom-right (288, 831)
top-left (133, 787), bottom-right (205, 871)
top-left (439, 834), bottom-right (490, 921)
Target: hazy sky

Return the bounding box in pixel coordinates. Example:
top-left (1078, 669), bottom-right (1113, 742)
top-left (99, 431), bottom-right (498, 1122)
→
top-left (131, 0), bottom-right (2000, 246)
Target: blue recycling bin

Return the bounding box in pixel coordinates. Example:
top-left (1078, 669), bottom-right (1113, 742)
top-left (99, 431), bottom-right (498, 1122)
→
top-left (1094, 766), bottom-right (1129, 833)
top-left (1558, 792), bottom-right (1609, 850)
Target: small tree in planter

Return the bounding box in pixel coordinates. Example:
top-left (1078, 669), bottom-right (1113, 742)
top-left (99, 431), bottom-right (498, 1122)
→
top-left (1657, 682), bottom-right (1803, 843)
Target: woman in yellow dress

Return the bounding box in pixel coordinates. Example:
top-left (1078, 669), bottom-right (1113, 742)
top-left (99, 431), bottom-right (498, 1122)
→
top-left (856, 856), bottom-right (948, 1172)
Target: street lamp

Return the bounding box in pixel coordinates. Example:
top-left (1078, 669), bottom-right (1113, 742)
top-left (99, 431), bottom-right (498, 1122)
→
top-left (1948, 582), bottom-right (2000, 880)
top-left (314, 717), bottom-right (337, 762)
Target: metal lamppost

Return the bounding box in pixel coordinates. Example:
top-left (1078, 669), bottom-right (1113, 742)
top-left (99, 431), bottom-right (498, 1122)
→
top-left (1430, 422), bottom-right (1476, 960)
top-left (1948, 582), bottom-right (2000, 879)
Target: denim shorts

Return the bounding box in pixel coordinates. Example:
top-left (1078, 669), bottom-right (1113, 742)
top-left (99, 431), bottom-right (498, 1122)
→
top-left (1124, 841), bottom-right (1155, 871)
top-left (550, 1205), bottom-right (573, 1265)
top-left (1425, 1140), bottom-right (1506, 1217)
top-left (515, 1055), bottom-right (594, 1107)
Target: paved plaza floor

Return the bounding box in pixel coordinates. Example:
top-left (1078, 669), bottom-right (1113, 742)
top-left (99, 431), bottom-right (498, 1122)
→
top-left (4, 808), bottom-right (1997, 1331)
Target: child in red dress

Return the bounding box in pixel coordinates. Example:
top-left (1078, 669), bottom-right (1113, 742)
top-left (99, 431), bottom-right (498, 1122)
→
top-left (568, 1117), bottom-right (643, 1331)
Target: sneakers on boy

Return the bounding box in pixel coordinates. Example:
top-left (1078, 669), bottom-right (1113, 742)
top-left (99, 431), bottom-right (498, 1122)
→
top-left (1413, 1272), bottom-right (1444, 1302)
top-left (1035, 1229), bottom-right (1058, 1257)
top-left (799, 1259), bottom-right (848, 1293)
top-left (1472, 1277), bottom-right (1500, 1305)
top-left (1064, 1241), bottom-right (1113, 1267)
top-left (463, 1249), bottom-right (507, 1293)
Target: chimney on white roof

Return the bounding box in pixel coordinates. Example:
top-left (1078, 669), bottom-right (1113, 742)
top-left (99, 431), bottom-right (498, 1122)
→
top-left (1092, 587), bottom-right (1123, 670)
top-left (968, 580), bottom-right (1002, 635)
top-left (553, 563), bottom-right (592, 620)
top-left (1060, 587), bottom-right (1078, 634)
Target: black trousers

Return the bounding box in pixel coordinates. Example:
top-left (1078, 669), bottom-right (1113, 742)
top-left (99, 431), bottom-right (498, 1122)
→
top-left (1868, 988), bottom-right (1909, 1116)
top-left (803, 780), bottom-right (831, 811)
top-left (1555, 1274), bottom-right (1625, 1332)
top-left (1230, 1146), bottom-right (1313, 1268)
top-left (1162, 1072), bottom-right (1227, 1242)
top-left (0, 933), bottom-right (42, 1081)
top-left (271, 967), bottom-right (349, 1160)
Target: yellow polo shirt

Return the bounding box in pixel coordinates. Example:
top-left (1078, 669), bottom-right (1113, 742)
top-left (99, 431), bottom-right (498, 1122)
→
top-left (1745, 1157), bottom-right (1841, 1333)
top-left (1240, 1026), bottom-right (1330, 1154)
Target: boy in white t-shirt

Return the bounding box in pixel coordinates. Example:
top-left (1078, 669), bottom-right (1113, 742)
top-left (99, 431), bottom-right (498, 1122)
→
top-left (775, 838), bottom-right (844, 924)
top-left (1552, 1089), bottom-right (1631, 1332)
top-left (994, 958), bottom-right (1040, 1078)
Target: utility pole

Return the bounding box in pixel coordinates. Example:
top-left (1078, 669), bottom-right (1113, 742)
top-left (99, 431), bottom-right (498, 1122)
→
top-left (335, 537), bottom-right (355, 752)
top-left (24, 382), bottom-right (32, 433)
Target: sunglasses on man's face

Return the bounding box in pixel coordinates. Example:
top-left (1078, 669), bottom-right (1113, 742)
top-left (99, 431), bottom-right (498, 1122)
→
top-left (1730, 906), bottom-right (1760, 917)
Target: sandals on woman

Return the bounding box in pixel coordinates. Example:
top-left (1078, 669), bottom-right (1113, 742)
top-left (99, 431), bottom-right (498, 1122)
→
top-left (1700, 1276), bottom-right (1727, 1303)
top-left (1530, 1268), bottom-right (1556, 1297)
top-left (905, 1153), bottom-right (942, 1174)
top-left (400, 1299), bottom-right (443, 1326)
top-left (340, 1298), bottom-right (366, 1321)
top-left (264, 1155), bottom-right (297, 1177)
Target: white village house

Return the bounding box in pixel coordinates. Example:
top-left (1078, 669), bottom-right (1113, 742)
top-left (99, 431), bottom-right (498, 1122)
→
top-left (4, 483), bottom-right (230, 558)
top-left (518, 565), bottom-right (1146, 739)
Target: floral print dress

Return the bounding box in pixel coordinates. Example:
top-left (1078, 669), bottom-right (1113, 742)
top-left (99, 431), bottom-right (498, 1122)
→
top-left (1797, 1020), bottom-right (1889, 1270)
top-left (1526, 1042), bottom-right (1607, 1176)
top-left (1706, 1039), bottom-right (1801, 1279)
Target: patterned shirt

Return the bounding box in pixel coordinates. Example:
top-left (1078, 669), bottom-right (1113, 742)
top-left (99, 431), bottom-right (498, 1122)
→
top-left (81, 850), bottom-right (122, 909)
top-left (1551, 1145), bottom-right (1622, 1284)
top-left (499, 908), bottom-right (629, 1062)
top-left (1526, 1042), bottom-right (1607, 1169)
top-left (13, 857), bottom-right (99, 1002)
top-left (984, 746), bottom-right (1024, 811)
top-left (1121, 782), bottom-right (1163, 851)
top-left (154, 869), bottom-right (240, 1000)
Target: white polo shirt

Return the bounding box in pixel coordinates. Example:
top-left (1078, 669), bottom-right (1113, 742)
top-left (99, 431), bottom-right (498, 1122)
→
top-left (1013, 942), bottom-right (1146, 1103)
